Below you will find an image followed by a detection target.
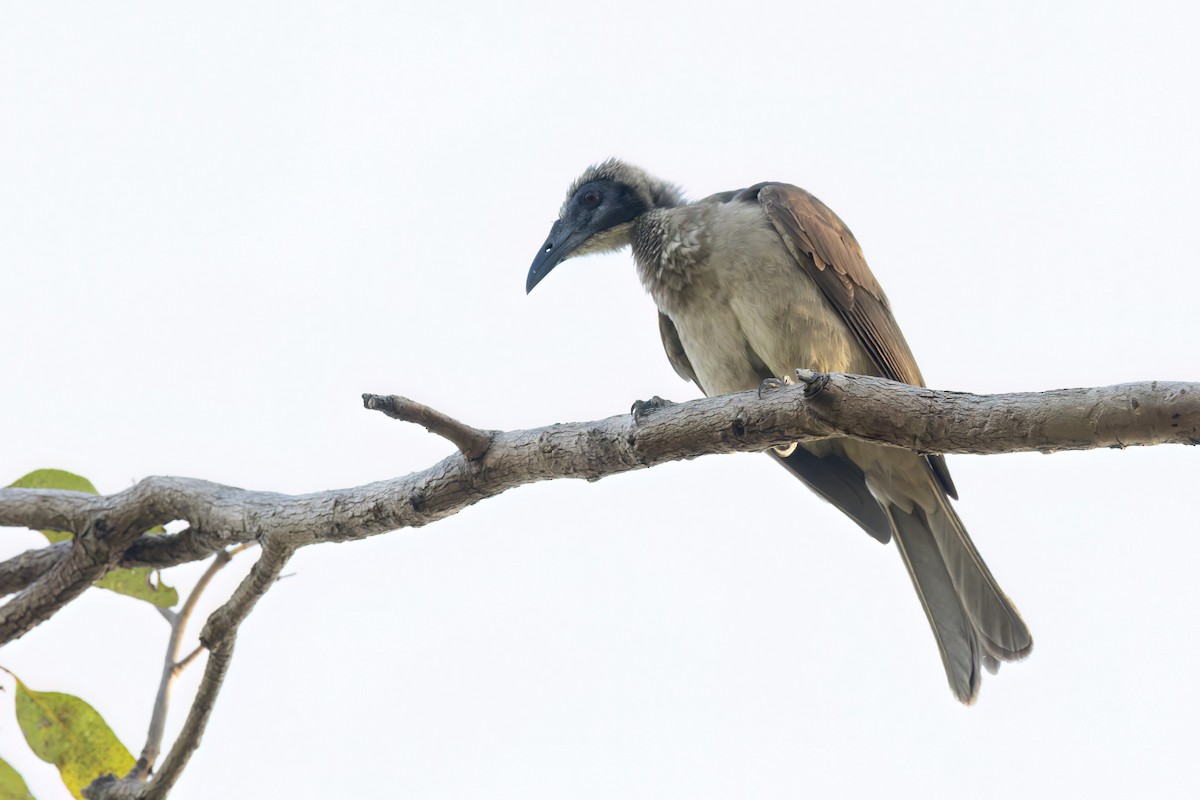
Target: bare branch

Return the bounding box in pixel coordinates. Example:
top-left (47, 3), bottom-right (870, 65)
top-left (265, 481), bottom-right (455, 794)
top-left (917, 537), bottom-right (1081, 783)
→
top-left (2, 378), bottom-right (1196, 643)
top-left (0, 477), bottom-right (207, 642)
top-left (0, 487), bottom-right (96, 534)
top-left (0, 529), bottom-right (219, 602)
top-left (790, 372), bottom-right (1199, 454)
top-left (363, 393), bottom-right (494, 459)
top-left (4, 376), bottom-right (1193, 797)
top-left (84, 537), bottom-right (295, 800)
top-left (0, 541), bottom-right (70, 596)
top-left (0, 517), bottom-right (149, 644)
top-left (121, 528), bottom-right (226, 570)
top-left (141, 536), bottom-right (294, 800)
top-left (173, 644), bottom-right (205, 675)
top-left (129, 546), bottom-right (246, 780)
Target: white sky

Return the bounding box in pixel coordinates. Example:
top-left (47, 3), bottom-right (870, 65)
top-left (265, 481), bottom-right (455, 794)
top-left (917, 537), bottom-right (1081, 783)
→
top-left (2, 2), bottom-right (1197, 798)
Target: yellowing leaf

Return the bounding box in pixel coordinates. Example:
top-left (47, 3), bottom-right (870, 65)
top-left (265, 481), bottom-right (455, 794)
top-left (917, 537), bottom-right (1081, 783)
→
top-left (7, 470), bottom-right (177, 607)
top-left (0, 757), bottom-right (36, 800)
top-left (10, 674), bottom-right (133, 800)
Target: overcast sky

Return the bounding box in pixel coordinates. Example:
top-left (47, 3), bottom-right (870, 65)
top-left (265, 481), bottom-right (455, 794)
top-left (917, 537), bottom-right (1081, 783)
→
top-left (2, 2), bottom-right (1197, 798)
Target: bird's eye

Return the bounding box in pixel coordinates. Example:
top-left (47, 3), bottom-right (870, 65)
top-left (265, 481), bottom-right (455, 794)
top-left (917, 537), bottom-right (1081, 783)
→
top-left (581, 190), bottom-right (602, 209)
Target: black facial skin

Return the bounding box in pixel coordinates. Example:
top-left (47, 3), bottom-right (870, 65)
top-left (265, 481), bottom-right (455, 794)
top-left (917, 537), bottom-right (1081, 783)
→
top-left (526, 179), bottom-right (649, 293)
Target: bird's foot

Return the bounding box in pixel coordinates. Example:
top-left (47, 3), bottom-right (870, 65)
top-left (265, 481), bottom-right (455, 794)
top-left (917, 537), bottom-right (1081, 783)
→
top-left (757, 374), bottom-right (796, 398)
top-left (631, 396), bottom-right (674, 424)
top-left (760, 376), bottom-right (801, 455)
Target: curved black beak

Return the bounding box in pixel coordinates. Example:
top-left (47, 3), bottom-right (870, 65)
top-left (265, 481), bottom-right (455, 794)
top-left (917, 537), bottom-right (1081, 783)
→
top-left (526, 219), bottom-right (586, 294)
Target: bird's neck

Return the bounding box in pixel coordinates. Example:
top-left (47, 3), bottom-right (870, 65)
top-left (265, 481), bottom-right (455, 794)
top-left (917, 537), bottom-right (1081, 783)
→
top-left (631, 206), bottom-right (707, 311)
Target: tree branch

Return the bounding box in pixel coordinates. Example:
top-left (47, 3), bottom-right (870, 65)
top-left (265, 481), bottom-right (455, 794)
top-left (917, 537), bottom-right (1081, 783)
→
top-left (0, 541), bottom-right (69, 597)
top-left (0, 516), bottom-right (152, 644)
top-left (0, 478), bottom-right (216, 643)
top-left (84, 537), bottom-right (295, 800)
top-left (790, 371), bottom-right (1199, 453)
top-left (2, 375), bottom-right (1194, 797)
top-left (0, 530), bottom-right (225, 600)
top-left (172, 644), bottom-right (205, 675)
top-left (363, 393), bottom-right (494, 459)
top-left (120, 528), bottom-right (227, 570)
top-left (1, 377), bottom-right (1196, 643)
top-left (128, 545), bottom-right (249, 781)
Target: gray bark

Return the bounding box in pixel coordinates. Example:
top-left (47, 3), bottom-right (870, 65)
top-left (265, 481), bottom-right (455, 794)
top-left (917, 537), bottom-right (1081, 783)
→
top-left (0, 374), bottom-right (1193, 799)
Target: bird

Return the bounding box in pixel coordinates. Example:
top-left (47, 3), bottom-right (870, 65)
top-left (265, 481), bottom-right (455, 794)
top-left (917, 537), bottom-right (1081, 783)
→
top-left (525, 159), bottom-right (1032, 703)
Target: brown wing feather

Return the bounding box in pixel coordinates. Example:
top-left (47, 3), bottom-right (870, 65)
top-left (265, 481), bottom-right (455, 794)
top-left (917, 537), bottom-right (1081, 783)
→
top-left (758, 184), bottom-right (924, 386)
top-left (757, 184), bottom-right (958, 499)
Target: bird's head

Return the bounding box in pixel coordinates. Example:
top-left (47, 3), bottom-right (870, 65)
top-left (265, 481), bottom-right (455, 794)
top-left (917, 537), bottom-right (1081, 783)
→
top-left (526, 159), bottom-right (682, 293)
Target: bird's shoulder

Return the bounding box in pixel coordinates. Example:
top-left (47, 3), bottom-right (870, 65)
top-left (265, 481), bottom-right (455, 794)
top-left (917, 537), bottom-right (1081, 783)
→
top-left (744, 184), bottom-right (889, 305)
top-left (691, 183), bottom-right (887, 300)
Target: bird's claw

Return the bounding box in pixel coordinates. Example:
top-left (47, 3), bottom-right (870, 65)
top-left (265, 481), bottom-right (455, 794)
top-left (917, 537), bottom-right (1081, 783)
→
top-left (757, 375), bottom-right (795, 399)
top-left (631, 396), bottom-right (674, 424)
top-left (762, 374), bottom-right (802, 456)
top-left (763, 376), bottom-right (801, 453)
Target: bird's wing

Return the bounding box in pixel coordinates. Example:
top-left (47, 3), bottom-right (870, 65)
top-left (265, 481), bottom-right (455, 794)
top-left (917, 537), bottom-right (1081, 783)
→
top-left (756, 183), bottom-right (958, 499)
top-left (658, 311), bottom-right (704, 390)
top-left (758, 184), bottom-right (923, 386)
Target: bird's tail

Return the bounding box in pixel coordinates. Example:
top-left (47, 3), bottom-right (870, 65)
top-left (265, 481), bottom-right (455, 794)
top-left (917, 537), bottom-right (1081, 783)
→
top-left (886, 495), bottom-right (1032, 704)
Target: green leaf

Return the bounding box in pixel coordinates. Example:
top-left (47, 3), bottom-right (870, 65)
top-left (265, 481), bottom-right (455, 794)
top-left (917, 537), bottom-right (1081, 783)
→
top-left (94, 564), bottom-right (178, 608)
top-left (0, 757), bottom-right (36, 800)
top-left (9, 673), bottom-right (133, 800)
top-left (7, 470), bottom-right (177, 608)
top-left (7, 469), bottom-right (99, 495)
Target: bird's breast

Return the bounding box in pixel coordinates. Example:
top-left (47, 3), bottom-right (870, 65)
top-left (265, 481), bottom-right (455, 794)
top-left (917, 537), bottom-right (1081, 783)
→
top-left (638, 201), bottom-right (874, 396)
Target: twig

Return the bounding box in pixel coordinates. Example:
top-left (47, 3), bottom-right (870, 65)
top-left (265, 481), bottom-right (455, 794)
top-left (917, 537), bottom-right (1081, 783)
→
top-left (363, 393), bottom-right (494, 459)
top-left (84, 537), bottom-right (294, 800)
top-left (127, 545), bottom-right (248, 780)
top-left (142, 537), bottom-right (294, 799)
top-left (173, 644), bottom-right (205, 675)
